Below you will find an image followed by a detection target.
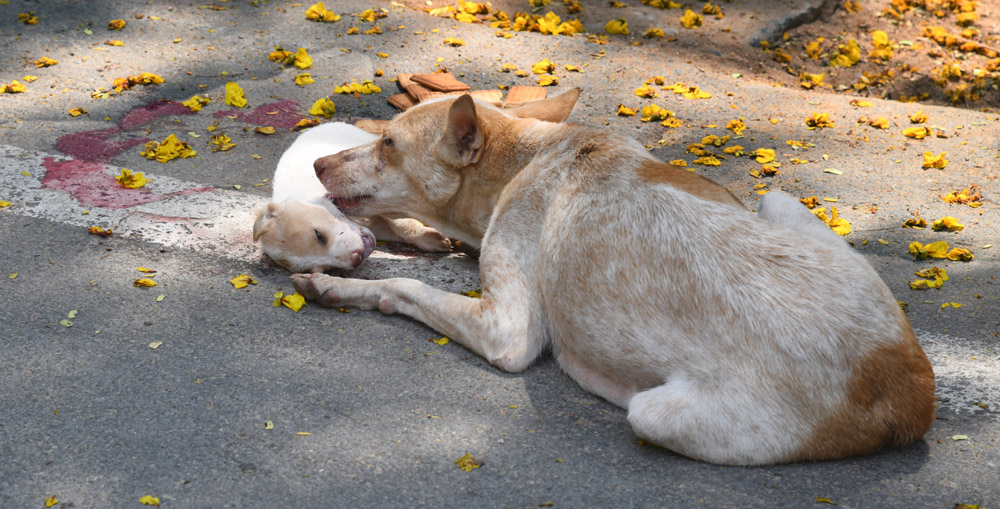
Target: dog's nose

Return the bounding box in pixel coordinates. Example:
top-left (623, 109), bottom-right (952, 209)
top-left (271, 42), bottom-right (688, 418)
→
top-left (313, 157), bottom-right (327, 178)
top-left (350, 249), bottom-right (364, 268)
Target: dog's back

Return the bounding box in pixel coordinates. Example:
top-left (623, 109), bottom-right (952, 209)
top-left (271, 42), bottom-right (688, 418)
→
top-left (493, 125), bottom-right (934, 464)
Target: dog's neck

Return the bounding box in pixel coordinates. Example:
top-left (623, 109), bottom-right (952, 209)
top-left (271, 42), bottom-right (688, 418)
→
top-left (436, 114), bottom-right (562, 248)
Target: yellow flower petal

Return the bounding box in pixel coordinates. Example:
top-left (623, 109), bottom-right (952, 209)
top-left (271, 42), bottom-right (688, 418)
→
top-left (680, 9), bottom-right (702, 28)
top-left (225, 81), bottom-right (248, 108)
top-left (140, 134), bottom-right (197, 163)
top-left (309, 97), bottom-right (336, 118)
top-left (753, 148), bottom-right (775, 164)
top-left (931, 216), bottom-right (964, 231)
top-left (455, 453), bottom-right (481, 472)
top-left (305, 2), bottom-right (341, 22)
top-left (532, 58), bottom-right (556, 74)
top-left (293, 48), bottom-right (313, 69)
top-left (116, 169), bottom-right (148, 188)
top-left (281, 292), bottom-right (307, 312)
top-left (182, 95), bottom-right (211, 112)
top-left (922, 151), bottom-right (948, 169)
top-left (294, 73), bottom-right (315, 86)
top-left (605, 18), bottom-right (629, 35)
top-left (616, 104), bottom-right (636, 116)
top-left (230, 274), bottom-right (257, 289)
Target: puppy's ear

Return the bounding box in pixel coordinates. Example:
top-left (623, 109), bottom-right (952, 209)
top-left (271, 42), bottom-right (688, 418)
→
top-left (353, 119), bottom-right (388, 136)
top-left (506, 87), bottom-right (580, 123)
top-left (252, 202), bottom-right (278, 242)
top-left (444, 94), bottom-right (484, 166)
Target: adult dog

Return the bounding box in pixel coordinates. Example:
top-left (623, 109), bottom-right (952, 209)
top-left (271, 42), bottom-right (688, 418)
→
top-left (291, 90), bottom-right (934, 465)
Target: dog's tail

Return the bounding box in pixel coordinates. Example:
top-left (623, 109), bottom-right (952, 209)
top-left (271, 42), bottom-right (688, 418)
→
top-left (757, 190), bottom-right (845, 246)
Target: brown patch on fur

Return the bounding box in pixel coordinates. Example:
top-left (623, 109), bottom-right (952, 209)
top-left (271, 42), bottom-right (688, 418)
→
top-left (791, 314), bottom-right (935, 462)
top-left (635, 161), bottom-right (743, 207)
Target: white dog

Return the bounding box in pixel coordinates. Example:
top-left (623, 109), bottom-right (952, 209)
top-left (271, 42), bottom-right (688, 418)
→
top-left (253, 122), bottom-right (449, 273)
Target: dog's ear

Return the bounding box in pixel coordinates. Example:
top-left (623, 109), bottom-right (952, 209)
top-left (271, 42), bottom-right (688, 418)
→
top-left (506, 87), bottom-right (580, 123)
top-left (252, 202), bottom-right (278, 242)
top-left (444, 94), bottom-right (484, 166)
top-left (353, 119), bottom-right (388, 136)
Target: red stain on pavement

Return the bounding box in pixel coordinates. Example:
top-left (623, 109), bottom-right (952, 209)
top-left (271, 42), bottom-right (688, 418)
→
top-left (213, 99), bottom-right (303, 128)
top-left (45, 100), bottom-right (210, 210)
top-left (41, 157), bottom-right (212, 210)
top-left (55, 100), bottom-right (195, 163)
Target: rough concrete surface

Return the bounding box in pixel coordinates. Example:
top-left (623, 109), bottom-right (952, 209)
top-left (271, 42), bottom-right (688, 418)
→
top-left (1, 1), bottom-right (998, 507)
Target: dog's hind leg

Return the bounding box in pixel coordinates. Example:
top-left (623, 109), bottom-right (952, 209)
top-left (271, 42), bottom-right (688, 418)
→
top-left (757, 190), bottom-right (844, 244)
top-left (626, 379), bottom-right (799, 465)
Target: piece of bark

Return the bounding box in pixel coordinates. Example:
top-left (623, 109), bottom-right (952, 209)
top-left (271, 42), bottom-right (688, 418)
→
top-left (410, 72), bottom-right (471, 92)
top-left (470, 89), bottom-right (503, 107)
top-left (387, 93), bottom-right (417, 111)
top-left (503, 86), bottom-right (548, 107)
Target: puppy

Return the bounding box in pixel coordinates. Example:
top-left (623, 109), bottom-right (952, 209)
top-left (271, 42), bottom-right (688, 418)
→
top-left (291, 91), bottom-right (934, 465)
top-left (253, 123), bottom-right (449, 273)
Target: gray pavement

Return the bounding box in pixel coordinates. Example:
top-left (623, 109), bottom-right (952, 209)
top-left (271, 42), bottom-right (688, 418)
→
top-left (1, 1), bottom-right (998, 507)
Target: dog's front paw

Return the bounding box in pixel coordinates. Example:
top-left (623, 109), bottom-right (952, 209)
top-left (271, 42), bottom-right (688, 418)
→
top-left (411, 228), bottom-right (452, 252)
top-left (291, 273), bottom-right (344, 308)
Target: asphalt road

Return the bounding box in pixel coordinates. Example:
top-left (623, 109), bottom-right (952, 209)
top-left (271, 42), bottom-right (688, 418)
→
top-left (1, 1), bottom-right (998, 507)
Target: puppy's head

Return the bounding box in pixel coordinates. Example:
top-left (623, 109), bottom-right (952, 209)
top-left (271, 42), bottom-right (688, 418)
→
top-left (253, 200), bottom-right (375, 273)
top-left (312, 89), bottom-right (581, 222)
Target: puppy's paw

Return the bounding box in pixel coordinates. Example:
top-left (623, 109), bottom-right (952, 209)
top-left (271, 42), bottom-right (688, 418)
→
top-left (291, 273), bottom-right (343, 308)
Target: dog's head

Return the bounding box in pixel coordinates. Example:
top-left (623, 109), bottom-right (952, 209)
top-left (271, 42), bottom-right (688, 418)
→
top-left (252, 200), bottom-right (375, 273)
top-left (312, 89), bottom-right (581, 228)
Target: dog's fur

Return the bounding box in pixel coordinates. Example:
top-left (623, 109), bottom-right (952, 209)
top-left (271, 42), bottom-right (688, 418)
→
top-left (253, 123), bottom-right (449, 273)
top-left (291, 91), bottom-right (935, 465)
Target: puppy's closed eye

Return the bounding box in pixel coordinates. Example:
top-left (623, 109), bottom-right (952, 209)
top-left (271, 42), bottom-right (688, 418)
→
top-left (383, 137), bottom-right (394, 147)
top-left (314, 229), bottom-right (327, 246)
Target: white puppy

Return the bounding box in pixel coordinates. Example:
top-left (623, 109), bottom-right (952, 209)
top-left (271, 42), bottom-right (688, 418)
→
top-left (253, 123), bottom-right (450, 273)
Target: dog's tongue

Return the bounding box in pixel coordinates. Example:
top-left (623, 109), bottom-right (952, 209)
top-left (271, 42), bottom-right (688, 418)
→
top-left (361, 230), bottom-right (375, 259)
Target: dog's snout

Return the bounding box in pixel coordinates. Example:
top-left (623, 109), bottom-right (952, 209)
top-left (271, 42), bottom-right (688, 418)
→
top-left (313, 156), bottom-right (328, 178)
top-left (350, 249), bottom-right (364, 268)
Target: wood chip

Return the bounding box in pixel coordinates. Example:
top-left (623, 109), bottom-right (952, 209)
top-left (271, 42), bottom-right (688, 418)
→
top-left (397, 73), bottom-right (439, 102)
top-left (410, 72), bottom-right (471, 92)
top-left (470, 90), bottom-right (503, 107)
top-left (387, 93), bottom-right (416, 111)
top-left (418, 90), bottom-right (468, 102)
top-left (503, 86), bottom-right (548, 107)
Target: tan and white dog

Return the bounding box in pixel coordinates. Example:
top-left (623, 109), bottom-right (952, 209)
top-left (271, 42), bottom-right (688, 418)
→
top-left (253, 122), bottom-right (449, 273)
top-left (291, 90), bottom-right (935, 465)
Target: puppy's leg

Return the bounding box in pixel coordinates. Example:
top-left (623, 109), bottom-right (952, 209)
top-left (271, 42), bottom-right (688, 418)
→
top-left (291, 254), bottom-right (546, 372)
top-left (370, 216), bottom-right (452, 252)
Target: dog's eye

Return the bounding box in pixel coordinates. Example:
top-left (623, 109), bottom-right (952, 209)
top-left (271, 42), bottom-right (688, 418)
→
top-left (314, 229), bottom-right (327, 246)
top-left (383, 137), bottom-right (393, 147)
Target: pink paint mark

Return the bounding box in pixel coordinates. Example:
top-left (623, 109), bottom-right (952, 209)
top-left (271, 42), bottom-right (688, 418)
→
top-left (120, 100), bottom-right (195, 130)
top-left (45, 99), bottom-right (213, 210)
top-left (41, 157), bottom-right (212, 209)
top-left (55, 127), bottom-right (149, 164)
top-left (135, 210), bottom-right (199, 223)
top-left (55, 100), bottom-right (194, 164)
top-left (214, 99), bottom-right (303, 128)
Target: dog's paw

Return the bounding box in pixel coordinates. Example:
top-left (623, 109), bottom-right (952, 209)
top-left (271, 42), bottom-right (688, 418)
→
top-left (410, 228), bottom-right (452, 252)
top-left (290, 273), bottom-right (343, 308)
